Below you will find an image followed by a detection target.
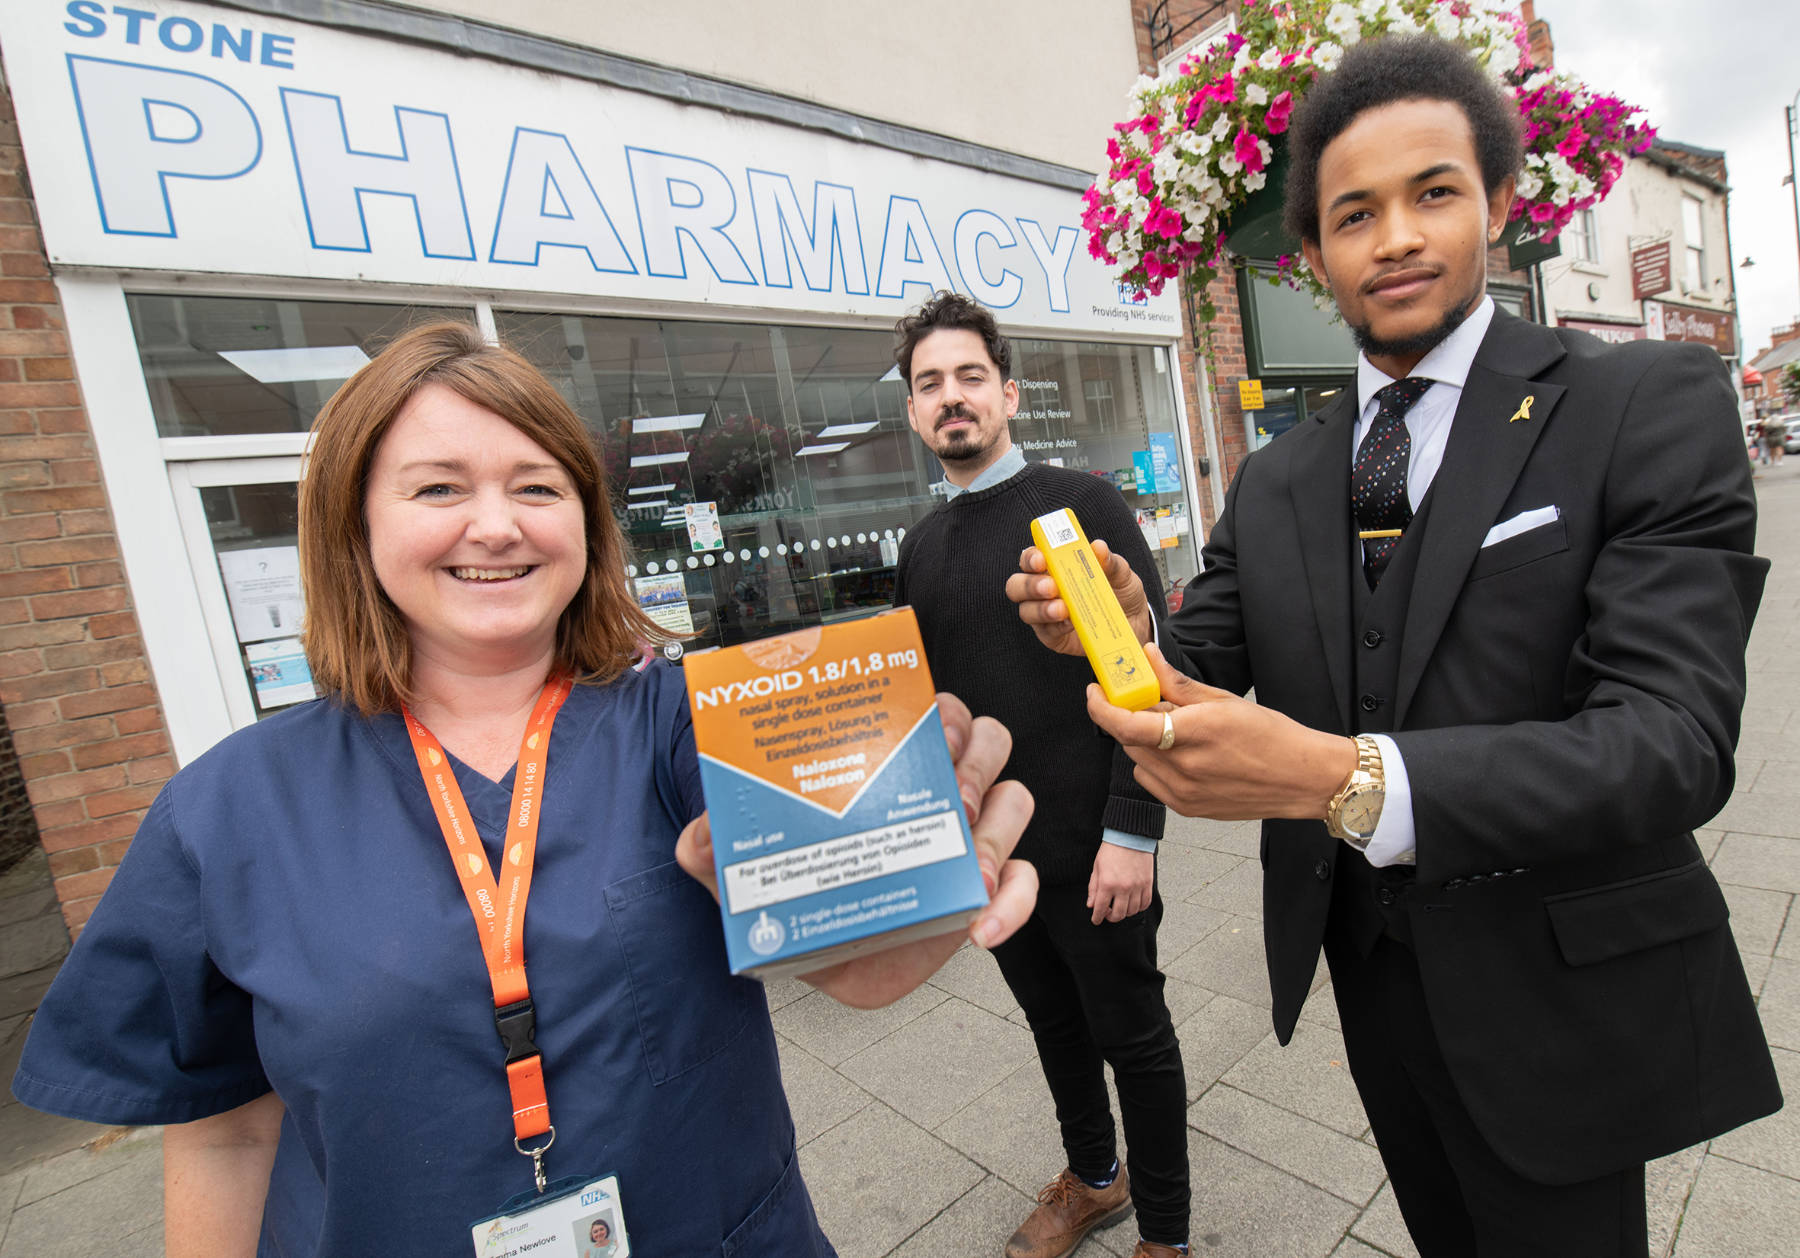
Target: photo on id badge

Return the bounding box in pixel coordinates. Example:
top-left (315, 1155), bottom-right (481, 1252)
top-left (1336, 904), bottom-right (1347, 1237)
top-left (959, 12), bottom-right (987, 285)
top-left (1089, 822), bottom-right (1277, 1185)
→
top-left (575, 1208), bottom-right (620, 1257)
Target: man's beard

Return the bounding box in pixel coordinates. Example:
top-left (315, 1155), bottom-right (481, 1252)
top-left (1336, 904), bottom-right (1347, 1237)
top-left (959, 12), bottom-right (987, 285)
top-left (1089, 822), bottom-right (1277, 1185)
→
top-left (1348, 290), bottom-right (1475, 363)
top-left (931, 404), bottom-right (995, 464)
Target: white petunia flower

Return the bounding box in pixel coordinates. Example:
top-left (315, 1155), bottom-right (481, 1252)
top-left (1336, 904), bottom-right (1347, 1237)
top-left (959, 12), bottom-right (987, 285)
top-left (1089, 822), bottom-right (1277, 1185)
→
top-left (1325, 4), bottom-right (1361, 43)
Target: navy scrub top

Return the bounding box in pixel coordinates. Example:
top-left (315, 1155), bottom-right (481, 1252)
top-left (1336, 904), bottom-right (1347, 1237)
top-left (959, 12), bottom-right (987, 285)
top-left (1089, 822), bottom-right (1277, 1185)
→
top-left (13, 661), bottom-right (835, 1257)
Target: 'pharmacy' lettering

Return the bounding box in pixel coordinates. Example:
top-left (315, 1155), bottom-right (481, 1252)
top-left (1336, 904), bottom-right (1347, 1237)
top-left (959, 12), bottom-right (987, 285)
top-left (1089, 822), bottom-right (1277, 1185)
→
top-left (6, 0), bottom-right (1181, 333)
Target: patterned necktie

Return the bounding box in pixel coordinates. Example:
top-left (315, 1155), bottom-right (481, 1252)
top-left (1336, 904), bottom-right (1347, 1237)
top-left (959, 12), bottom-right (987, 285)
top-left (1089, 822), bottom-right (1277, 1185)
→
top-left (1352, 376), bottom-right (1433, 589)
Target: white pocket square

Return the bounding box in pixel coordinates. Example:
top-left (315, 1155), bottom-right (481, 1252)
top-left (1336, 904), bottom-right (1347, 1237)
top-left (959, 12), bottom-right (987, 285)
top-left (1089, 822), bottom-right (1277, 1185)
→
top-left (1482, 505), bottom-right (1560, 549)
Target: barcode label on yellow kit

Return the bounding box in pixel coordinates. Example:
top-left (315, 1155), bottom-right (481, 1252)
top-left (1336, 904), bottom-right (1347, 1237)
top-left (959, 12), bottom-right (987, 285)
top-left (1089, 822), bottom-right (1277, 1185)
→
top-left (1039, 511), bottom-right (1078, 548)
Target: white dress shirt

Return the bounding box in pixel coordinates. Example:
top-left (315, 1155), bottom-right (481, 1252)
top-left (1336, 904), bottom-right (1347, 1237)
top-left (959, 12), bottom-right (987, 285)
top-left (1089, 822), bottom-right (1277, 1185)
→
top-left (1349, 296), bottom-right (1495, 866)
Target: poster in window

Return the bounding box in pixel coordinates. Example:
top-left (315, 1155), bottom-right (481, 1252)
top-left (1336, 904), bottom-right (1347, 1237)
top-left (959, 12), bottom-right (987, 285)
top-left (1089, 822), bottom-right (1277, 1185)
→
top-left (245, 638), bottom-right (316, 709)
top-left (218, 546), bottom-right (304, 644)
top-left (1148, 433), bottom-right (1182, 494)
top-left (684, 502), bottom-right (724, 552)
top-left (634, 573), bottom-right (696, 635)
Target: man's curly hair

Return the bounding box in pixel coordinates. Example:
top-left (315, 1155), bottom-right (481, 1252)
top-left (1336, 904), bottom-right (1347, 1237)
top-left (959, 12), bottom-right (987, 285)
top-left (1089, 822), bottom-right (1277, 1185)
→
top-left (1282, 34), bottom-right (1523, 244)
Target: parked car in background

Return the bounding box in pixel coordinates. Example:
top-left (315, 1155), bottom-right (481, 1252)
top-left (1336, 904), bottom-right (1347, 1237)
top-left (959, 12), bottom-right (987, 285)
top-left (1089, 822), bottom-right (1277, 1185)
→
top-left (1785, 416), bottom-right (1800, 455)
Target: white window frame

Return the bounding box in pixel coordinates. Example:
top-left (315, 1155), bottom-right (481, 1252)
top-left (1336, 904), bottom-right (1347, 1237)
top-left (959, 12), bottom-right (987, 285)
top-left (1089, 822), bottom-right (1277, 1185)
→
top-left (1569, 208), bottom-right (1601, 265)
top-left (1682, 196), bottom-right (1707, 293)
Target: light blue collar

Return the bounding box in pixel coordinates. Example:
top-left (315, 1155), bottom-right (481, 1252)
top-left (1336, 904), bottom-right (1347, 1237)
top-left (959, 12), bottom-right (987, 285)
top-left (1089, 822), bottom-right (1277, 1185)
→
top-left (942, 446), bottom-right (1027, 500)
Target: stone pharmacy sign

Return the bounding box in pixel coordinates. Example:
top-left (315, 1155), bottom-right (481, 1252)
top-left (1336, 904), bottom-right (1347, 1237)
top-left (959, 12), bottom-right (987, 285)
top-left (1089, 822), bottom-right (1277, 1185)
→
top-left (1, 1), bottom-right (1178, 335)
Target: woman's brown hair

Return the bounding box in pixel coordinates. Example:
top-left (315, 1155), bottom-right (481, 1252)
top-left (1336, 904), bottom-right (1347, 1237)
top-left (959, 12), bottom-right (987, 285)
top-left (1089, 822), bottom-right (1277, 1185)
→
top-left (299, 321), bottom-right (670, 714)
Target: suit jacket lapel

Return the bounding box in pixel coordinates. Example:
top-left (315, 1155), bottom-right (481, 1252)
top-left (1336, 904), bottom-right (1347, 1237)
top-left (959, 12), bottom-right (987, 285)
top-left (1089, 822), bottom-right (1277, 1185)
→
top-left (1293, 390), bottom-right (1357, 732)
top-left (1395, 312), bottom-right (1567, 723)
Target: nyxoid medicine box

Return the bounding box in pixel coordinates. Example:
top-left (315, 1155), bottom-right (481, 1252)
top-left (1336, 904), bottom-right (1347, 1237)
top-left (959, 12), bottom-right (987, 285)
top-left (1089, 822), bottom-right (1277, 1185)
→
top-left (682, 609), bottom-right (988, 979)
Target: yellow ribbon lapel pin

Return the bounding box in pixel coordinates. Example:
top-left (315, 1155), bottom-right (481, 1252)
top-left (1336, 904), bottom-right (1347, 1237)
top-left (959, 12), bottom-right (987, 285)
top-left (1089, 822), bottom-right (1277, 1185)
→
top-left (1508, 395), bottom-right (1535, 424)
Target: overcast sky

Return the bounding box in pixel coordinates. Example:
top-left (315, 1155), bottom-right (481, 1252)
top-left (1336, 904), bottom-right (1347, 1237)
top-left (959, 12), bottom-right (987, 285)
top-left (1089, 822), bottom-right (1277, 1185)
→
top-left (1537, 2), bottom-right (1800, 360)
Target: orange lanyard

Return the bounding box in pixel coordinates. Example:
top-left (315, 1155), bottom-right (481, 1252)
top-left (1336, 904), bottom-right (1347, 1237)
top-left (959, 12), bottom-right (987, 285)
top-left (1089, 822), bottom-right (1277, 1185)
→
top-left (403, 675), bottom-right (571, 1191)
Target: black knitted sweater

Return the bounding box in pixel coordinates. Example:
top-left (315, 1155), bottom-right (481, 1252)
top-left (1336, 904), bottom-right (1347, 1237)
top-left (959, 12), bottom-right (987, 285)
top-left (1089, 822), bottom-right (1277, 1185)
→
top-left (895, 461), bottom-right (1168, 887)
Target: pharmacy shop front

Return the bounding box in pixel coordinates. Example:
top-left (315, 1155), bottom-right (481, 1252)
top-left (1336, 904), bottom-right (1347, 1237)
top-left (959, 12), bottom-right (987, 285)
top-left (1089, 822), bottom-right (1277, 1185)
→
top-left (2, 1), bottom-right (1200, 765)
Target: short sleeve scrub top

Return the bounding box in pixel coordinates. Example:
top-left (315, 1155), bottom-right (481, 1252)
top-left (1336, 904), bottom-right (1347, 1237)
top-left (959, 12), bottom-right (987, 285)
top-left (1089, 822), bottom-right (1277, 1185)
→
top-left (12, 662), bottom-right (835, 1257)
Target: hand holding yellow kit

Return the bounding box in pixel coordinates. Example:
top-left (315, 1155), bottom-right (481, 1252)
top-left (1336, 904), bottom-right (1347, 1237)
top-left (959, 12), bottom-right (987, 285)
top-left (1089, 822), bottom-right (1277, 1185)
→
top-left (1029, 508), bottom-right (1161, 711)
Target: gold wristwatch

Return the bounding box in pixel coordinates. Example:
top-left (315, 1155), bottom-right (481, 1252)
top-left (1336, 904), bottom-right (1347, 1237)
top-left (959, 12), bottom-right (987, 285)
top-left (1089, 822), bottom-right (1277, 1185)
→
top-left (1325, 735), bottom-right (1385, 847)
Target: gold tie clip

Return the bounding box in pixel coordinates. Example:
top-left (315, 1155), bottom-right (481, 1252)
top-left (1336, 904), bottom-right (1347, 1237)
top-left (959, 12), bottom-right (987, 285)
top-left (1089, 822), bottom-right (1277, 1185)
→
top-left (1357, 528), bottom-right (1404, 539)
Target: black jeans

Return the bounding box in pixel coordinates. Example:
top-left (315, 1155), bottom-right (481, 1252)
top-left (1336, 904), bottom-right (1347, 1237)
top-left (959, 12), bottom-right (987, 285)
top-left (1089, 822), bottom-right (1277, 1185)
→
top-left (991, 879), bottom-right (1189, 1244)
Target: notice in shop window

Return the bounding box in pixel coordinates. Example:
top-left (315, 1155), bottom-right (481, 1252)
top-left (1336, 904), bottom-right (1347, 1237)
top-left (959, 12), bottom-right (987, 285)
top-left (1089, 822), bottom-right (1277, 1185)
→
top-left (245, 638), bottom-right (316, 709)
top-left (685, 501), bottom-right (724, 552)
top-left (635, 573), bottom-right (696, 635)
top-left (218, 546), bottom-right (304, 644)
top-left (1148, 433), bottom-right (1182, 495)
top-left (1137, 510), bottom-right (1161, 552)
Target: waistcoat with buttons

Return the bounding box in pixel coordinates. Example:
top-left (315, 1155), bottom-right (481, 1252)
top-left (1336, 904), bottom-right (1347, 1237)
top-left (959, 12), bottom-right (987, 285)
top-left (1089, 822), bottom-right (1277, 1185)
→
top-left (1330, 487), bottom-right (1436, 955)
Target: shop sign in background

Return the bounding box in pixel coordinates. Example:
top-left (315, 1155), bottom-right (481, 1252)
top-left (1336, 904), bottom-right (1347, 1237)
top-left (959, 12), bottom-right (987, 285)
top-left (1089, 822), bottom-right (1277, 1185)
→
top-left (4, 0), bottom-right (1179, 337)
top-left (1643, 300), bottom-right (1736, 357)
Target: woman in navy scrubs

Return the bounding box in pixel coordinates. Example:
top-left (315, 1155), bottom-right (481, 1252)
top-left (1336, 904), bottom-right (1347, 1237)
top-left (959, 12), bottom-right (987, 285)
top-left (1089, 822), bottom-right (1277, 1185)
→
top-left (11, 323), bottom-right (1037, 1256)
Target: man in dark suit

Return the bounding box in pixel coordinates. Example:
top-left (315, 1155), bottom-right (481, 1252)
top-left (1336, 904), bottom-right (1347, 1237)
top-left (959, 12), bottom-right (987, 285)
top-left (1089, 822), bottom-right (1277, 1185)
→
top-left (1008, 34), bottom-right (1780, 1257)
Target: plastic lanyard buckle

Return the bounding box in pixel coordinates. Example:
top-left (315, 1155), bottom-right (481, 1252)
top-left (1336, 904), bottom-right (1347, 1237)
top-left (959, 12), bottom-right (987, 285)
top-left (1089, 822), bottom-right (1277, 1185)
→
top-left (494, 997), bottom-right (540, 1065)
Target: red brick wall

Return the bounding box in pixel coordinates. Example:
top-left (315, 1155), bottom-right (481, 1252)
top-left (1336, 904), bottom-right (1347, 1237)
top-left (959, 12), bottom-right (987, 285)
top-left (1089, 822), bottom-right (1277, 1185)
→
top-left (0, 80), bottom-right (173, 935)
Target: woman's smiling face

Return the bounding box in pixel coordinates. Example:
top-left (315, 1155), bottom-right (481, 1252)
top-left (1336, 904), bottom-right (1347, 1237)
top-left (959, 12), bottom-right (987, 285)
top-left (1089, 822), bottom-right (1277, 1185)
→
top-left (364, 382), bottom-right (587, 671)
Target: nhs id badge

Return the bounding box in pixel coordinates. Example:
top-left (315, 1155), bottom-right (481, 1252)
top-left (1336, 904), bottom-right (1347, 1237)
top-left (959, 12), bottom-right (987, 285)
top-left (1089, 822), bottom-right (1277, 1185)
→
top-left (470, 1173), bottom-right (630, 1257)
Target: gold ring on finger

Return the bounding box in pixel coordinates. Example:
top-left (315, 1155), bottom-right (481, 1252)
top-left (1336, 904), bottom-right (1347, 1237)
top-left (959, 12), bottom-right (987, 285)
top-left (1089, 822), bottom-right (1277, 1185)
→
top-left (1157, 710), bottom-right (1176, 752)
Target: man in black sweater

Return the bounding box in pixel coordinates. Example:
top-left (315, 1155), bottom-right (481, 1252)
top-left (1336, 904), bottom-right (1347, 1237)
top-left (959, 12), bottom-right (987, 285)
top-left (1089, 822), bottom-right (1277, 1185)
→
top-left (892, 292), bottom-right (1189, 1258)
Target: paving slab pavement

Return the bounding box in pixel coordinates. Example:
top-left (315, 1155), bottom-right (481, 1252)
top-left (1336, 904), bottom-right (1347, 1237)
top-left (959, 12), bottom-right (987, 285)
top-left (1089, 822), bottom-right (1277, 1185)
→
top-left (4, 458), bottom-right (1799, 1256)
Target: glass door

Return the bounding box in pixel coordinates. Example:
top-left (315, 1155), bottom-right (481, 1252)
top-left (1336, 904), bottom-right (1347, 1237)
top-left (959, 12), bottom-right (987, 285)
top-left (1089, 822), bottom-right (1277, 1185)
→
top-left (167, 458), bottom-right (310, 730)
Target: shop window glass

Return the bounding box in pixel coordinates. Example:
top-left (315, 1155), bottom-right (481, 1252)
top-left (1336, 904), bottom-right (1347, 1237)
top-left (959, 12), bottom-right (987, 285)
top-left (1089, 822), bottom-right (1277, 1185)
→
top-left (1008, 339), bottom-right (1197, 607)
top-left (496, 311), bottom-right (1198, 649)
top-left (1240, 264), bottom-right (1357, 374)
top-left (1245, 386), bottom-right (1300, 452)
top-left (127, 294), bottom-right (470, 437)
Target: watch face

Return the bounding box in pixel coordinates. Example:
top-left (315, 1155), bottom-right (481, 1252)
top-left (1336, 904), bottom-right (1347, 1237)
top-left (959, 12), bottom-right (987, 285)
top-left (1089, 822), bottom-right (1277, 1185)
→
top-left (1339, 788), bottom-right (1382, 839)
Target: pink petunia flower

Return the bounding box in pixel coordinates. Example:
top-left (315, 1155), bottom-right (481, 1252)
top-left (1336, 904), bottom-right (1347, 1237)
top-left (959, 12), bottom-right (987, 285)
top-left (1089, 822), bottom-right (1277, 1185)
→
top-left (1265, 91), bottom-right (1293, 135)
top-left (1234, 127), bottom-right (1266, 173)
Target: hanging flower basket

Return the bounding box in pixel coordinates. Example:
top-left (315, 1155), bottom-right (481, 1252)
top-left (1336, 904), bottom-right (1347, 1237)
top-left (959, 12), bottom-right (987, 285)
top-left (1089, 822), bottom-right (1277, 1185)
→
top-left (1081, 0), bottom-right (1655, 333)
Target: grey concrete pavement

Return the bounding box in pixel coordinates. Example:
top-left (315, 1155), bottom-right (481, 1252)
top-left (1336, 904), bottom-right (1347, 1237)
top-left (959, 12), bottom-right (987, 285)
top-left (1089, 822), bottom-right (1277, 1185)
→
top-left (4, 458), bottom-right (1799, 1256)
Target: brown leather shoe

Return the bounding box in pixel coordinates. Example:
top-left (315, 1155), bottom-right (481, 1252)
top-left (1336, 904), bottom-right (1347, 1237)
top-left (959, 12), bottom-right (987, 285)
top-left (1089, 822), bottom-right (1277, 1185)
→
top-left (1004, 1166), bottom-right (1132, 1258)
top-left (1130, 1244), bottom-right (1186, 1258)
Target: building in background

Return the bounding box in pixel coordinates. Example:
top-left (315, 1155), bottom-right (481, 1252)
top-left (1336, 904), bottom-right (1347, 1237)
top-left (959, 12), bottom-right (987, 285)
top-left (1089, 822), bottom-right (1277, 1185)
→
top-left (1538, 140), bottom-right (1742, 375)
top-left (0, 0), bottom-right (1209, 930)
top-left (1745, 323), bottom-right (1800, 422)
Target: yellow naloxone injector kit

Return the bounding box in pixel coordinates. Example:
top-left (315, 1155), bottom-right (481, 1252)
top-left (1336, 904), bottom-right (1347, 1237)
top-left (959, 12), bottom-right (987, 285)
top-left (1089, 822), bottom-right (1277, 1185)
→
top-left (1029, 508), bottom-right (1161, 711)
